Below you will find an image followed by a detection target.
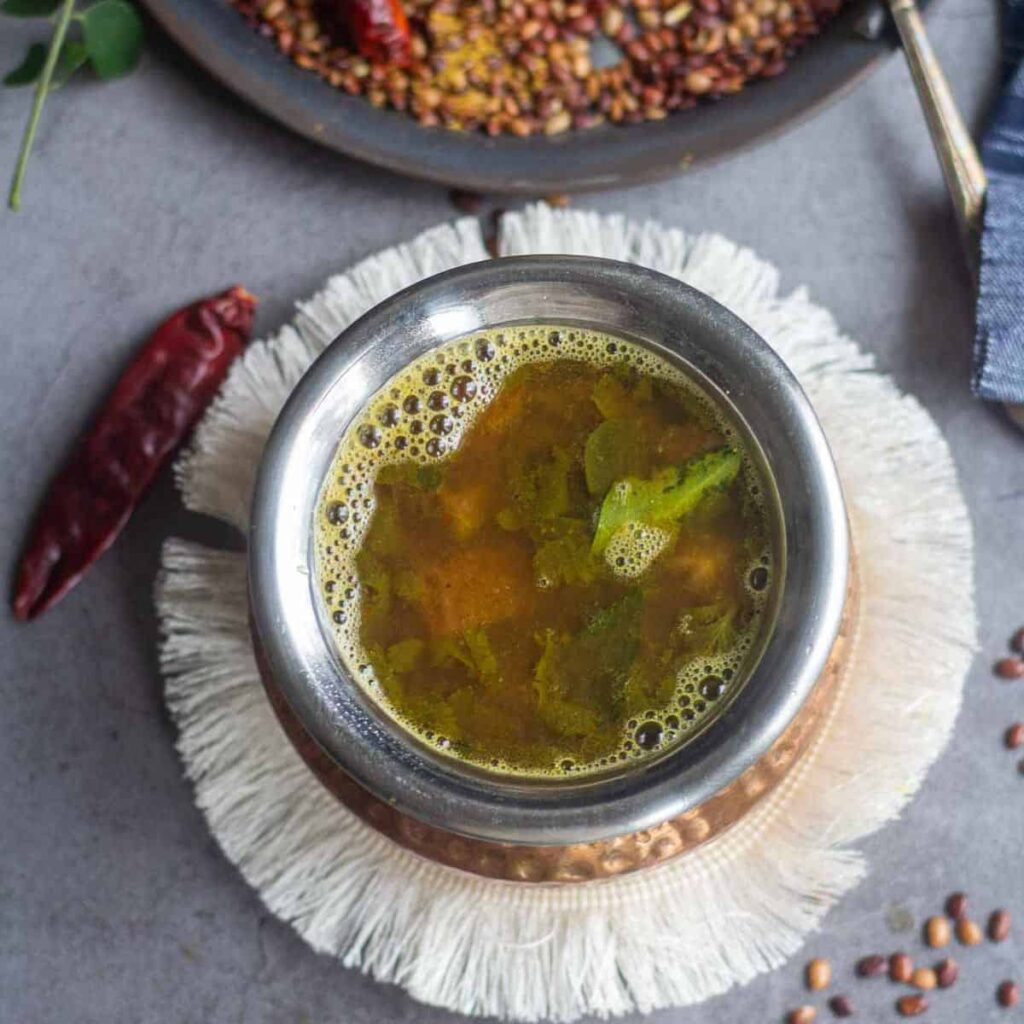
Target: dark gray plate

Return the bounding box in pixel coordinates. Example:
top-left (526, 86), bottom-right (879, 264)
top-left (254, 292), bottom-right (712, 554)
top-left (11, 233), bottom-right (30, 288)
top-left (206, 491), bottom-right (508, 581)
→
top-left (143, 0), bottom-right (895, 193)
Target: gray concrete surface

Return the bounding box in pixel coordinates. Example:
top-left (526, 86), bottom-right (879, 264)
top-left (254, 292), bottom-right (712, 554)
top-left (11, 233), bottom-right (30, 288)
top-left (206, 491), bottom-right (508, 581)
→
top-left (1, 2), bottom-right (1022, 1021)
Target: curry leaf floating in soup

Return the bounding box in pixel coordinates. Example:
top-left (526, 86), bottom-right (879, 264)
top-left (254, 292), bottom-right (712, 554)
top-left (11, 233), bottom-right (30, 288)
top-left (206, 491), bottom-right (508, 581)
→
top-left (315, 326), bottom-right (774, 778)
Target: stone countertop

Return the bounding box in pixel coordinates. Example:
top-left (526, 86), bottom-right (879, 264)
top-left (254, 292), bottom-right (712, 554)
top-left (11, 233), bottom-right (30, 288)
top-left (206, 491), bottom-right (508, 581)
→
top-left (1, 2), bottom-right (1021, 1021)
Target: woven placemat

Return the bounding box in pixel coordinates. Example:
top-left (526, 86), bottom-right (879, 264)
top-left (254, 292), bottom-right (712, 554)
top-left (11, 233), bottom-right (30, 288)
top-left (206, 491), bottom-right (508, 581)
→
top-left (157, 204), bottom-right (977, 1023)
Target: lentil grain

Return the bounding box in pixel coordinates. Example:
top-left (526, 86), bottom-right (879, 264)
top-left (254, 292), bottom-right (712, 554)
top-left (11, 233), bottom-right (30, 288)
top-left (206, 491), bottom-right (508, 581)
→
top-left (946, 893), bottom-right (968, 920)
top-left (995, 657), bottom-right (1024, 679)
top-left (856, 954), bottom-right (887, 978)
top-left (911, 967), bottom-right (937, 991)
top-left (988, 909), bottom-right (1011, 942)
top-left (1010, 626), bottom-right (1024, 653)
top-left (924, 916), bottom-right (951, 948)
top-left (935, 958), bottom-right (958, 989)
top-left (786, 1007), bottom-right (816, 1024)
top-left (449, 189), bottom-right (484, 213)
top-left (806, 958), bottom-right (831, 991)
top-left (998, 981), bottom-right (1020, 1008)
top-left (955, 918), bottom-right (983, 946)
top-left (890, 953), bottom-right (914, 983)
top-left (896, 994), bottom-right (928, 1017)
top-left (827, 995), bottom-right (853, 1018)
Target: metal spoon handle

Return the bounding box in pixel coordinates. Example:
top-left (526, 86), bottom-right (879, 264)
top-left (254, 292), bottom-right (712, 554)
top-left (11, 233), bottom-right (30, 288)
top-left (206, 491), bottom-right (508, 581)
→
top-left (888, 0), bottom-right (988, 268)
top-left (887, 2), bottom-right (1024, 432)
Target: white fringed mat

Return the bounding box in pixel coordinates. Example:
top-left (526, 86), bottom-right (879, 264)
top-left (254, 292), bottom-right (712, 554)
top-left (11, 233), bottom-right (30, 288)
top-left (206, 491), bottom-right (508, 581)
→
top-left (156, 205), bottom-right (977, 1023)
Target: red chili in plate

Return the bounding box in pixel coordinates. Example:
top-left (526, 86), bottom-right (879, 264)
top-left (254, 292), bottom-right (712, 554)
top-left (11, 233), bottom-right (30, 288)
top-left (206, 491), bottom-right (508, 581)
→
top-left (12, 286), bottom-right (257, 620)
top-left (341, 0), bottom-right (411, 64)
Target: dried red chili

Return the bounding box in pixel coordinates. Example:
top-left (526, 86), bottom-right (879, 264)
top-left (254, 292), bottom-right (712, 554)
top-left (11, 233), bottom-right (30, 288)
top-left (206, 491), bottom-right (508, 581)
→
top-left (340, 0), bottom-right (411, 64)
top-left (12, 286), bottom-right (257, 621)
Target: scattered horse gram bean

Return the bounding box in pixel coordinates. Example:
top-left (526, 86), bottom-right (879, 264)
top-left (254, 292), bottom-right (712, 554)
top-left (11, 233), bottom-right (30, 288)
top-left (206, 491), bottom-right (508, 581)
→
top-left (924, 916), bottom-right (951, 948)
top-left (896, 994), bottom-right (928, 1017)
top-left (448, 189), bottom-right (484, 214)
top-left (946, 893), bottom-right (968, 920)
top-left (995, 657), bottom-right (1024, 679)
top-left (828, 995), bottom-right (853, 1018)
top-left (1006, 724), bottom-right (1024, 750)
top-left (911, 967), bottom-right (937, 991)
top-left (543, 193), bottom-right (571, 209)
top-left (786, 1006), bottom-right (817, 1024)
top-left (1011, 626), bottom-right (1024, 654)
top-left (806, 958), bottom-right (832, 991)
top-left (956, 918), bottom-right (983, 945)
top-left (935, 957), bottom-right (958, 989)
top-left (857, 954), bottom-right (887, 978)
top-left (998, 981), bottom-right (1020, 1008)
top-left (890, 952), bottom-right (914, 983)
top-left (989, 909), bottom-right (1012, 942)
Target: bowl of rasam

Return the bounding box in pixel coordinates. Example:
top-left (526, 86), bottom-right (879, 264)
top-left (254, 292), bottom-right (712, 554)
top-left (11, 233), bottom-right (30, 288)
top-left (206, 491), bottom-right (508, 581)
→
top-left (249, 256), bottom-right (851, 883)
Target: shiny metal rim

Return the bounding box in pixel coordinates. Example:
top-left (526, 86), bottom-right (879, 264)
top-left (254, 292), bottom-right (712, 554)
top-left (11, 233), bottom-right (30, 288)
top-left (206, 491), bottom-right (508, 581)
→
top-left (248, 256), bottom-right (849, 845)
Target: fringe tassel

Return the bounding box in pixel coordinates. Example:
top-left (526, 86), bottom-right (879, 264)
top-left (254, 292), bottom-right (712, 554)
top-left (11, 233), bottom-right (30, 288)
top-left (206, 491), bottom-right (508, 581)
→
top-left (156, 205), bottom-right (976, 1022)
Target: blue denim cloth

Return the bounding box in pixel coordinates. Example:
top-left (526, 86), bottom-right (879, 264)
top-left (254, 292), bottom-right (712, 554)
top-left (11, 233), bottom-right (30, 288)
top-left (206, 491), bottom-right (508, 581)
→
top-left (974, 0), bottom-right (1024, 401)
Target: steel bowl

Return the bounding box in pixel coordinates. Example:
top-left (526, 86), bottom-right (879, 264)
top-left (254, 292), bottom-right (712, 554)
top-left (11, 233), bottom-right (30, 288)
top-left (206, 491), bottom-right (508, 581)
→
top-left (249, 256), bottom-right (849, 856)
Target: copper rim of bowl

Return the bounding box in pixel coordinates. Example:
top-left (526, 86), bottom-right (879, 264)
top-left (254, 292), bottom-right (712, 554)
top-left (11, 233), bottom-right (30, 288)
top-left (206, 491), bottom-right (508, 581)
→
top-left (248, 256), bottom-right (849, 846)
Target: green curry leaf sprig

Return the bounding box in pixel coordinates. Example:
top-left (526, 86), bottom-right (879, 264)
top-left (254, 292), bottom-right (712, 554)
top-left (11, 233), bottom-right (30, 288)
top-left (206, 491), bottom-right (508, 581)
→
top-left (2, 0), bottom-right (143, 210)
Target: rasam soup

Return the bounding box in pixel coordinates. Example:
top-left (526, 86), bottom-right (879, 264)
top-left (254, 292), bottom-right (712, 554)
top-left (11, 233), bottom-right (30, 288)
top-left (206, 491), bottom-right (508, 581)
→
top-left (315, 326), bottom-right (774, 778)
